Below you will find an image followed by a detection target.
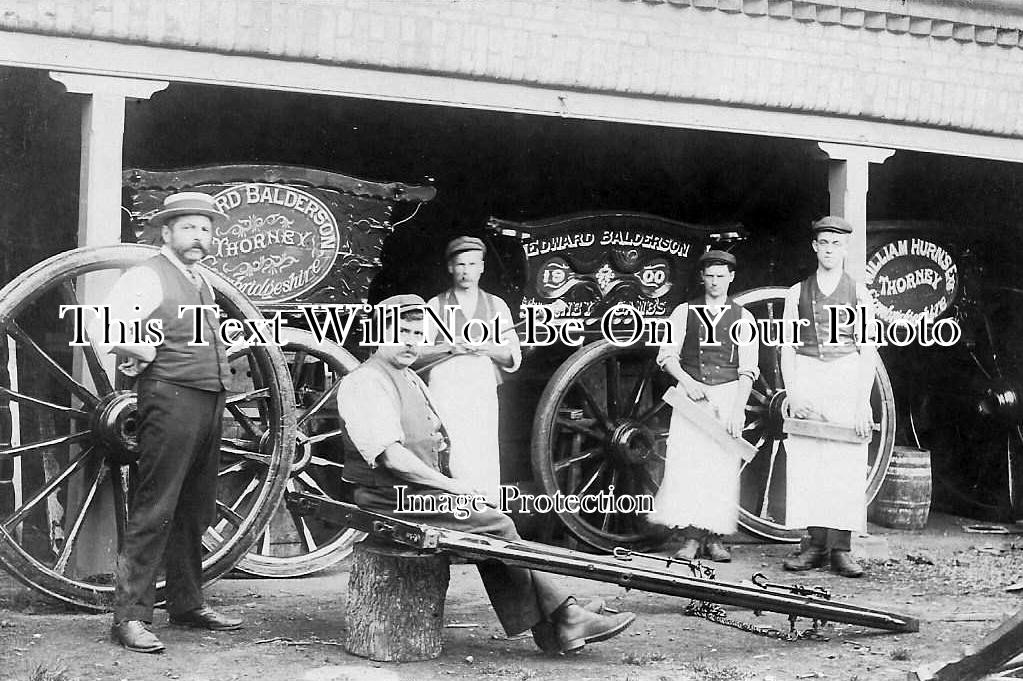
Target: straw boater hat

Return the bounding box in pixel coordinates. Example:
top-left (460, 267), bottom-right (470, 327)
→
top-left (148, 192), bottom-right (228, 228)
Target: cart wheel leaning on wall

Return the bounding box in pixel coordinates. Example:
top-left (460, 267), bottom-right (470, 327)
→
top-left (0, 244), bottom-right (295, 610)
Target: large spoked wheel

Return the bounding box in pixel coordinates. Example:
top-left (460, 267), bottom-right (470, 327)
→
top-left (235, 328), bottom-right (365, 577)
top-left (0, 244), bottom-right (295, 610)
top-left (532, 340), bottom-right (672, 552)
top-left (734, 287), bottom-right (896, 541)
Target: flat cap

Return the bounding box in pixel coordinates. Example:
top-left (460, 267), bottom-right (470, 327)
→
top-left (375, 294), bottom-right (427, 312)
top-left (697, 249), bottom-right (737, 268)
top-left (811, 216), bottom-right (853, 235)
top-left (445, 235), bottom-right (486, 260)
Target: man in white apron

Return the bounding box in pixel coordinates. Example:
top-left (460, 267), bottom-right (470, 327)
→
top-left (421, 236), bottom-right (521, 500)
top-left (648, 250), bottom-right (759, 562)
top-left (780, 216), bottom-right (877, 578)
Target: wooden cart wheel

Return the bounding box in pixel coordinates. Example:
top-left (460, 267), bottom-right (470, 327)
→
top-left (907, 285), bottom-right (1023, 520)
top-left (0, 244), bottom-right (295, 610)
top-left (733, 287), bottom-right (896, 541)
top-left (234, 328), bottom-right (365, 577)
top-left (531, 340), bottom-right (671, 552)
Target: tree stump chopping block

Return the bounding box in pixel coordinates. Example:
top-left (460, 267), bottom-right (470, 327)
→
top-left (344, 541), bottom-right (451, 662)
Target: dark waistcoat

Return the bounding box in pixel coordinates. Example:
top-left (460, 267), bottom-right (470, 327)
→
top-left (680, 295), bottom-right (743, 385)
top-left (143, 254), bottom-right (230, 392)
top-left (343, 357), bottom-right (451, 488)
top-left (796, 272), bottom-right (859, 360)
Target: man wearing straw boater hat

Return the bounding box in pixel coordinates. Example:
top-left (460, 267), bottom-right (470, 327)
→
top-left (419, 236), bottom-right (520, 500)
top-left (338, 294), bottom-right (635, 655)
top-left (91, 192), bottom-right (241, 652)
top-left (648, 250), bottom-right (759, 563)
top-left (780, 216), bottom-right (877, 578)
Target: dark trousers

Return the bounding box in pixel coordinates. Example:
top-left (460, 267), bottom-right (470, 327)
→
top-left (114, 379), bottom-right (225, 623)
top-left (354, 486), bottom-right (569, 635)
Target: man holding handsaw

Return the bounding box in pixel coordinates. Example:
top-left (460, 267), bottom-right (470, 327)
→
top-left (780, 216), bottom-right (877, 578)
top-left (649, 250), bottom-right (759, 563)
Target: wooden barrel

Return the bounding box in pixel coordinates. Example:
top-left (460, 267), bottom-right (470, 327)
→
top-left (868, 446), bottom-right (932, 530)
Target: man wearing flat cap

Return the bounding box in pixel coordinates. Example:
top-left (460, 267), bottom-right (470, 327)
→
top-left (648, 250), bottom-right (759, 562)
top-left (780, 216), bottom-right (877, 578)
top-left (89, 192), bottom-right (241, 653)
top-left (337, 295), bottom-right (635, 654)
top-left (419, 236), bottom-right (520, 500)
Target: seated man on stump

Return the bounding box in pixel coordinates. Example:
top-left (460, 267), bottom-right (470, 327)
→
top-left (337, 294), bottom-right (636, 654)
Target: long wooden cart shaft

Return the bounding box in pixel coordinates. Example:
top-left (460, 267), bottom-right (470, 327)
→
top-left (285, 492), bottom-right (918, 634)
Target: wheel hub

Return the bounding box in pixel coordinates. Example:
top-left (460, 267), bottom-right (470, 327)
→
top-left (91, 390), bottom-right (140, 460)
top-left (979, 380), bottom-right (1023, 424)
top-left (608, 420), bottom-right (655, 465)
top-left (766, 389), bottom-right (789, 437)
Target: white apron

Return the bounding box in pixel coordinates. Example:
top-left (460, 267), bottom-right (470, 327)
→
top-left (784, 353), bottom-right (868, 532)
top-left (648, 381), bottom-right (740, 535)
top-left (428, 353), bottom-right (501, 499)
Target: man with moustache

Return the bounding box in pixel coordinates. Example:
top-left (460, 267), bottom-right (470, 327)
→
top-left (648, 250), bottom-right (758, 562)
top-left (780, 216), bottom-right (877, 578)
top-left (91, 192), bottom-right (241, 653)
top-left (338, 295), bottom-right (635, 654)
top-left (420, 236), bottom-right (519, 499)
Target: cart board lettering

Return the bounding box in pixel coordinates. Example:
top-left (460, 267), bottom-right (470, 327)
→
top-left (865, 237), bottom-right (959, 323)
top-left (517, 216), bottom-right (695, 324)
top-left (205, 183), bottom-right (343, 304)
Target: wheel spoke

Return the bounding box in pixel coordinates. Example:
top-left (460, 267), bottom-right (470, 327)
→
top-left (576, 461), bottom-right (609, 497)
top-left (54, 461), bottom-right (108, 574)
top-left (307, 455), bottom-right (344, 469)
top-left (0, 430), bottom-right (92, 458)
top-left (300, 428), bottom-right (345, 447)
top-left (625, 360), bottom-right (654, 419)
top-left (634, 465), bottom-right (661, 495)
top-left (0, 385), bottom-right (91, 419)
top-left (1, 446), bottom-right (97, 531)
top-left (297, 382), bottom-right (341, 429)
top-left (7, 322), bottom-right (99, 408)
top-left (636, 400), bottom-right (668, 425)
top-left (226, 387), bottom-right (270, 406)
top-left (554, 417), bottom-right (604, 441)
top-left (296, 470), bottom-right (330, 498)
top-left (605, 357), bottom-right (621, 421)
top-left (60, 281), bottom-right (115, 397)
top-left (553, 447), bottom-right (602, 472)
top-left (221, 442), bottom-right (273, 467)
top-left (215, 500), bottom-right (247, 528)
top-left (226, 404), bottom-right (264, 441)
top-left (572, 382), bottom-right (612, 432)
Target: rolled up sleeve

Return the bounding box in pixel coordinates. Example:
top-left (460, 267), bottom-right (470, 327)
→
top-left (337, 369), bottom-right (404, 467)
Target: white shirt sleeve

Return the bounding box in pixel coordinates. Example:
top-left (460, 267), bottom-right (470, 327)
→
top-left (737, 307), bottom-right (760, 381)
top-left (87, 265), bottom-right (162, 362)
top-left (656, 303), bottom-right (688, 370)
top-left (337, 367), bottom-right (404, 467)
top-left (492, 296), bottom-right (522, 373)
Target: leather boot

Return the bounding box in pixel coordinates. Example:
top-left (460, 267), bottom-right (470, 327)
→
top-left (552, 597), bottom-right (636, 653)
top-left (111, 620), bottom-right (165, 653)
top-left (702, 535), bottom-right (731, 562)
top-left (782, 545), bottom-right (828, 571)
top-left (531, 598), bottom-right (608, 653)
top-left (672, 538), bottom-right (701, 561)
top-left (830, 550), bottom-right (865, 578)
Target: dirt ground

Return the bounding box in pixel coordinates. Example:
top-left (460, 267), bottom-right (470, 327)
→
top-left (2, 512), bottom-right (1023, 681)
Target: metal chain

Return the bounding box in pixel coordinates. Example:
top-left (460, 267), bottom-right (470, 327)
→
top-left (683, 601), bottom-right (830, 642)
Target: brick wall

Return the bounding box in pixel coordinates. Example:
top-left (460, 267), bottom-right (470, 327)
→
top-left (2, 0), bottom-right (1023, 138)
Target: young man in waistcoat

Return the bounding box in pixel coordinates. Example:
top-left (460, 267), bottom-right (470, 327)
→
top-left (648, 250), bottom-right (759, 562)
top-left (780, 216), bottom-right (877, 578)
top-left (420, 236), bottom-right (520, 500)
top-left (92, 192), bottom-right (242, 652)
top-left (338, 295), bottom-right (635, 655)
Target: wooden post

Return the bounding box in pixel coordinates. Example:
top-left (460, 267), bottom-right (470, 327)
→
top-left (345, 542), bottom-right (451, 662)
